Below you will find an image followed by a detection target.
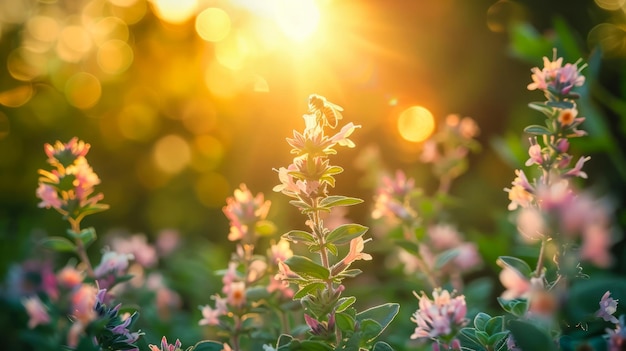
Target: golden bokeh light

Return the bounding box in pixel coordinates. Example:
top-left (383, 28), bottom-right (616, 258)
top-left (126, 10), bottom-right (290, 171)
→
top-left (486, 0), bottom-right (527, 33)
top-left (595, 0), bottom-right (626, 10)
top-left (110, 0), bottom-right (147, 24)
top-left (274, 0), bottom-right (320, 42)
top-left (108, 0), bottom-right (140, 7)
top-left (195, 7), bottom-right (231, 42)
top-left (26, 16), bottom-right (60, 43)
top-left (204, 60), bottom-right (245, 98)
top-left (193, 134), bottom-right (224, 171)
top-left (215, 33), bottom-right (251, 70)
top-left (153, 134), bottom-right (192, 174)
top-left (91, 17), bottom-right (129, 46)
top-left (117, 103), bottom-right (160, 141)
top-left (397, 105), bottom-right (435, 143)
top-left (7, 48), bottom-right (44, 81)
top-left (57, 24), bottom-right (93, 62)
top-left (65, 72), bottom-right (102, 109)
top-left (181, 101), bottom-right (217, 135)
top-left (588, 23), bottom-right (626, 57)
top-left (194, 171), bottom-right (231, 208)
top-left (0, 85), bottom-right (33, 107)
top-left (97, 39), bottom-right (134, 74)
top-left (151, 0), bottom-right (197, 24)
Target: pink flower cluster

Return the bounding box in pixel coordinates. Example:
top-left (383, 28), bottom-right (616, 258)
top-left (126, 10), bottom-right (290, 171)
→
top-left (223, 184), bottom-right (271, 243)
top-left (410, 288), bottom-right (468, 343)
top-left (35, 137), bottom-right (107, 222)
top-left (527, 49), bottom-right (586, 97)
top-left (372, 170), bottom-right (418, 223)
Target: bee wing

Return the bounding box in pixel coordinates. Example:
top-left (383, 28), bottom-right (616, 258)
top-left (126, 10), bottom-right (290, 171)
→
top-left (324, 106), bottom-right (343, 128)
top-left (326, 101), bottom-right (344, 112)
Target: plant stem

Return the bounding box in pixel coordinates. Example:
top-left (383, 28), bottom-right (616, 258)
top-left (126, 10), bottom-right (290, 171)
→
top-left (69, 219), bottom-right (94, 277)
top-left (535, 239), bottom-right (546, 278)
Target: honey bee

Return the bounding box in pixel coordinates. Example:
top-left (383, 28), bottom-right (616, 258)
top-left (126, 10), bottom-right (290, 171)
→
top-left (308, 94), bottom-right (343, 129)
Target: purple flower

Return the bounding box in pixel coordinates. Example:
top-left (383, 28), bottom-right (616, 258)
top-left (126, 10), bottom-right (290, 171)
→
top-left (410, 288), bottom-right (468, 341)
top-left (596, 291), bottom-right (619, 324)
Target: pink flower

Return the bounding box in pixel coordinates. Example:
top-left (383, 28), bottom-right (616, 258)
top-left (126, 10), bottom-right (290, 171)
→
top-left (110, 234), bottom-right (157, 268)
top-left (223, 184), bottom-right (271, 243)
top-left (199, 296), bottom-right (227, 326)
top-left (227, 281), bottom-right (246, 308)
top-left (499, 266), bottom-right (531, 300)
top-left (372, 170), bottom-right (418, 221)
top-left (343, 237), bottom-right (372, 266)
top-left (330, 122), bottom-right (360, 148)
top-left (505, 169), bottom-right (536, 210)
top-left (525, 139), bottom-right (544, 167)
top-left (35, 183), bottom-right (62, 209)
top-left (94, 250), bottom-right (134, 278)
top-left (269, 239), bottom-right (293, 264)
top-left (44, 137), bottom-right (90, 167)
top-left (410, 289), bottom-right (468, 340)
top-left (57, 265), bottom-right (84, 289)
top-left (563, 156), bottom-right (590, 179)
top-left (596, 291), bottom-right (619, 324)
top-left (156, 229), bottom-right (180, 257)
top-left (527, 49), bottom-right (585, 96)
top-left (149, 336), bottom-right (182, 351)
top-left (581, 223), bottom-right (613, 268)
top-left (428, 224), bottom-right (462, 250)
top-left (71, 284), bottom-right (98, 324)
top-left (22, 296), bottom-right (50, 329)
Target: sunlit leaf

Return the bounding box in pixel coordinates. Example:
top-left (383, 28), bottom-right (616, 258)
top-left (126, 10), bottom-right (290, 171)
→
top-left (356, 303), bottom-right (399, 339)
top-left (284, 255), bottom-right (329, 280)
top-left (336, 296), bottom-right (356, 313)
top-left (283, 230), bottom-right (316, 244)
top-left (523, 124), bottom-right (551, 135)
top-left (325, 224), bottom-right (368, 245)
top-left (318, 195), bottom-right (364, 208)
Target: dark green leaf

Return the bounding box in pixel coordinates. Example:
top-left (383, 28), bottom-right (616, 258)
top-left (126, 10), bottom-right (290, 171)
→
top-left (508, 320), bottom-right (558, 351)
top-left (523, 124), bottom-right (551, 135)
top-left (325, 224), bottom-right (368, 246)
top-left (284, 255), bottom-right (329, 280)
top-left (372, 341), bottom-right (394, 351)
top-left (485, 316), bottom-right (504, 335)
top-left (395, 240), bottom-right (419, 255)
top-left (488, 331), bottom-right (509, 346)
top-left (297, 340), bottom-right (333, 351)
top-left (335, 311), bottom-right (356, 331)
top-left (188, 340), bottom-right (224, 351)
top-left (476, 330), bottom-right (489, 346)
top-left (359, 319), bottom-right (383, 343)
top-left (473, 312), bottom-right (491, 331)
top-left (356, 303), bottom-right (399, 339)
top-left (528, 102), bottom-right (554, 116)
top-left (40, 236), bottom-right (76, 252)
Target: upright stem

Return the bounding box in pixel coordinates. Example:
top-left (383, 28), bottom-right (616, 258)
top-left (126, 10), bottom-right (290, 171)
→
top-left (535, 239), bottom-right (546, 278)
top-left (69, 219), bottom-right (94, 277)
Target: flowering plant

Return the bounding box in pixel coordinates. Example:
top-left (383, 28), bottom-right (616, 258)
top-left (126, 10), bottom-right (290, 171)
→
top-left (4, 49), bottom-right (625, 351)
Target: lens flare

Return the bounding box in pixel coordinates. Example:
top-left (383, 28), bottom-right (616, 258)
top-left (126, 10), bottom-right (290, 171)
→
top-left (195, 7), bottom-right (231, 42)
top-left (274, 0), bottom-right (320, 42)
top-left (151, 0), bottom-right (197, 24)
top-left (397, 106), bottom-right (435, 143)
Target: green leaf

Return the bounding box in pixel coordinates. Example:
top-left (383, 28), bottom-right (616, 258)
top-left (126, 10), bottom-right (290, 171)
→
top-left (488, 331), bottom-right (509, 347)
top-left (395, 239), bottom-right (419, 255)
top-left (188, 340), bottom-right (224, 351)
top-left (40, 236), bottom-right (76, 252)
top-left (473, 312), bottom-right (491, 331)
top-left (335, 311), bottom-right (356, 331)
top-left (528, 102), bottom-right (554, 116)
top-left (434, 248), bottom-right (459, 269)
top-left (496, 256), bottom-right (532, 277)
top-left (523, 124), bottom-right (551, 135)
top-left (458, 328), bottom-right (482, 350)
top-left (294, 282), bottom-right (324, 299)
top-left (476, 330), bottom-right (489, 346)
top-left (325, 224), bottom-right (368, 245)
top-left (372, 341), bottom-right (394, 351)
top-left (545, 100), bottom-right (575, 110)
top-left (336, 296), bottom-right (356, 313)
top-left (359, 319), bottom-right (383, 343)
top-left (284, 255), bottom-right (329, 280)
top-left (325, 166), bottom-right (344, 176)
top-left (297, 340), bottom-right (333, 351)
top-left (255, 220), bottom-right (277, 236)
top-left (337, 269), bottom-right (362, 279)
top-left (283, 230), bottom-right (316, 245)
top-left (290, 200), bottom-right (313, 211)
top-left (356, 303), bottom-right (399, 339)
top-left (497, 297), bottom-right (528, 317)
top-left (508, 320), bottom-right (558, 351)
top-left (485, 316), bottom-right (504, 335)
top-left (318, 196), bottom-right (364, 208)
